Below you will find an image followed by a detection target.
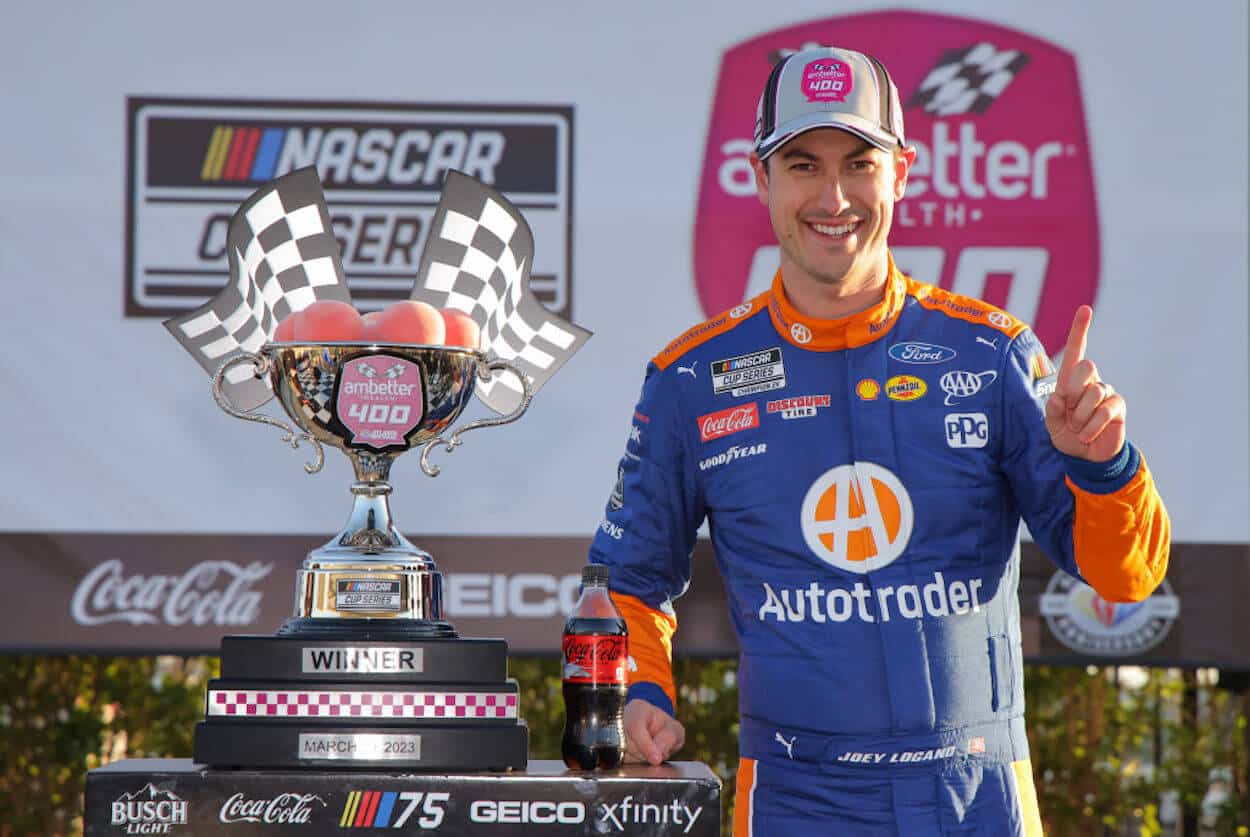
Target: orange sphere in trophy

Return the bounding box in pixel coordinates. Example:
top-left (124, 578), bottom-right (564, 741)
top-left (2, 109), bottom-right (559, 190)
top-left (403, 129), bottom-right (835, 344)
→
top-left (441, 308), bottom-right (481, 349)
top-left (294, 300), bottom-right (365, 342)
top-left (366, 300), bottom-right (446, 345)
top-left (273, 311), bottom-right (299, 342)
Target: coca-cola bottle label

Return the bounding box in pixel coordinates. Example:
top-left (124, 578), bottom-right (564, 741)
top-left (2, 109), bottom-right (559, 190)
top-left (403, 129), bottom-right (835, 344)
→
top-left (561, 635), bottom-right (627, 684)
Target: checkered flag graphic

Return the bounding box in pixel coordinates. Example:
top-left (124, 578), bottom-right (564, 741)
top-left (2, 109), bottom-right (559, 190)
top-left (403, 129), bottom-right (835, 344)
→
top-left (163, 166), bottom-right (350, 411)
top-left (906, 43), bottom-right (1030, 116)
top-left (409, 171), bottom-right (592, 415)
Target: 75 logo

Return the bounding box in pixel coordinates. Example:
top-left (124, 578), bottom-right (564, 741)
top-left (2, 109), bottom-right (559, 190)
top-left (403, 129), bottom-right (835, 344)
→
top-left (340, 791), bottom-right (449, 829)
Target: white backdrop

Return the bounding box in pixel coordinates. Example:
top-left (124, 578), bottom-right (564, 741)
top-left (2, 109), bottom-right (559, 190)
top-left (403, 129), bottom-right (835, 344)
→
top-left (1, 0), bottom-right (1245, 542)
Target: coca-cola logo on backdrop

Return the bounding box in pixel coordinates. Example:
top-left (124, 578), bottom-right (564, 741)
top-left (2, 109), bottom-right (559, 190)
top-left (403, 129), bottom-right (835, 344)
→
top-left (694, 10), bottom-right (1099, 355)
top-left (71, 559), bottom-right (271, 627)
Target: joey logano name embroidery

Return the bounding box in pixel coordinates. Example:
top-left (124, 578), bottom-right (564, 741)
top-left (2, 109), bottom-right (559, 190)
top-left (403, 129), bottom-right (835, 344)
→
top-left (759, 571), bottom-right (984, 623)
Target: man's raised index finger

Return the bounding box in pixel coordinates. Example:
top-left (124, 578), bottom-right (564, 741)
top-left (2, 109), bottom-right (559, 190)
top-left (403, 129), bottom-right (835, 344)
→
top-left (1061, 305), bottom-right (1093, 370)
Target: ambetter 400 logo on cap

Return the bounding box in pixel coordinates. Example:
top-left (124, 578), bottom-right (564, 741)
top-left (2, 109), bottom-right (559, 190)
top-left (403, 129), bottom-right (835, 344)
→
top-left (695, 11), bottom-right (1099, 355)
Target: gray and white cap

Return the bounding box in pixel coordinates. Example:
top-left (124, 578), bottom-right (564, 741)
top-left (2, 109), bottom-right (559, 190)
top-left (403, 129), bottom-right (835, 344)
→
top-left (753, 46), bottom-right (906, 160)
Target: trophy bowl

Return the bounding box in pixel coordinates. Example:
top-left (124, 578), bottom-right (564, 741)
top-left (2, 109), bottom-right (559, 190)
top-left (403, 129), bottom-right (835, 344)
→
top-left (213, 342), bottom-right (530, 640)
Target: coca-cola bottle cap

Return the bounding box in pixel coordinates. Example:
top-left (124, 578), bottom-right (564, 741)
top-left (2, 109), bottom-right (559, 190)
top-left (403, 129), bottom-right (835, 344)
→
top-left (582, 564), bottom-right (610, 588)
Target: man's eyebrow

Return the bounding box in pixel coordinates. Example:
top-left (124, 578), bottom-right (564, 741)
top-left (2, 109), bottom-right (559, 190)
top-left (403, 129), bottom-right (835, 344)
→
top-left (845, 140), bottom-right (876, 158)
top-left (779, 139), bottom-right (877, 162)
top-left (779, 147), bottom-right (819, 162)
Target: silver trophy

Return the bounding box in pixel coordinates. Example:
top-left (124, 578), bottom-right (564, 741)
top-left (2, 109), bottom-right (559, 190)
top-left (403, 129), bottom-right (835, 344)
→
top-left (212, 343), bottom-right (529, 639)
top-left (168, 168), bottom-right (589, 770)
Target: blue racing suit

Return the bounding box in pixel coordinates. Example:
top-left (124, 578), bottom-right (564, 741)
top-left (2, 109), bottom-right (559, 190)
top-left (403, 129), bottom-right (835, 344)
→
top-left (588, 259), bottom-right (1170, 835)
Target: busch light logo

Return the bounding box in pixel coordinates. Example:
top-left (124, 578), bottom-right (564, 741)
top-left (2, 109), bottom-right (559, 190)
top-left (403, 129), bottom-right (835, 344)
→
top-left (1040, 571), bottom-right (1180, 657)
top-left (111, 784), bottom-right (188, 834)
top-left (694, 11), bottom-right (1099, 356)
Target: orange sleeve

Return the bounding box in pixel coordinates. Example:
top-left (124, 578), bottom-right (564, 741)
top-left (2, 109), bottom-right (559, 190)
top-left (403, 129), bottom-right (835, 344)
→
top-left (1069, 456), bottom-right (1170, 603)
top-left (611, 591), bottom-right (678, 710)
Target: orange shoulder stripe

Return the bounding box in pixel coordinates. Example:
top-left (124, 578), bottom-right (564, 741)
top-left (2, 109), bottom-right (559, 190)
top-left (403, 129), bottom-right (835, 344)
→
top-left (611, 592), bottom-right (677, 708)
top-left (652, 292), bottom-right (769, 370)
top-left (1069, 457), bottom-right (1171, 602)
top-left (908, 278), bottom-right (1029, 339)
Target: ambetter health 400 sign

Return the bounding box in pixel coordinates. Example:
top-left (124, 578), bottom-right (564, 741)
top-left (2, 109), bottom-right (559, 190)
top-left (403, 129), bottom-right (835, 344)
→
top-left (695, 10), bottom-right (1099, 355)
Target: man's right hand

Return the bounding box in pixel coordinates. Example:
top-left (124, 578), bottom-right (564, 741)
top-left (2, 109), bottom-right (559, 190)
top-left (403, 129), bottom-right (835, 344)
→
top-left (623, 698), bottom-right (686, 766)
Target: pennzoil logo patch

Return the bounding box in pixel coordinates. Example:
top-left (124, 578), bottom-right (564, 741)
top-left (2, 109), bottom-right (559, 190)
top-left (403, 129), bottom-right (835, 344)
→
top-left (886, 375), bottom-right (927, 402)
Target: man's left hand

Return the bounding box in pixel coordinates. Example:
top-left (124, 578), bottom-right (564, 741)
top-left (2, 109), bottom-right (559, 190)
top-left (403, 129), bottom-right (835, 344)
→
top-left (1044, 305), bottom-right (1126, 462)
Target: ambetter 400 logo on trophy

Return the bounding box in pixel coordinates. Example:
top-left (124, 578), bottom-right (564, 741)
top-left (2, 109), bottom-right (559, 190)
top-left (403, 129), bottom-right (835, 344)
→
top-left (165, 166), bottom-right (590, 771)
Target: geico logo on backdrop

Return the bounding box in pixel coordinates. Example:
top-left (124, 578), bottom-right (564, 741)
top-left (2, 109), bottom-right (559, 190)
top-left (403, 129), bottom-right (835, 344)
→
top-left (126, 99), bottom-right (573, 319)
top-left (470, 800), bottom-right (586, 824)
top-left (693, 12), bottom-right (1100, 358)
top-left (443, 572), bottom-right (581, 618)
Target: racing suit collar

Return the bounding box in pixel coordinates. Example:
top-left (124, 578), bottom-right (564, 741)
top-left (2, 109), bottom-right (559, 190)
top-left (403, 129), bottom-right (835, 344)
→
top-left (767, 252), bottom-right (906, 351)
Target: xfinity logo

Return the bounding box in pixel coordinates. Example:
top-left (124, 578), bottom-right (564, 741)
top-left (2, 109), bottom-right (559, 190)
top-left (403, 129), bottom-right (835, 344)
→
top-left (599, 796), bottom-right (704, 834)
top-left (945, 413), bottom-right (988, 448)
top-left (470, 799), bottom-right (585, 824)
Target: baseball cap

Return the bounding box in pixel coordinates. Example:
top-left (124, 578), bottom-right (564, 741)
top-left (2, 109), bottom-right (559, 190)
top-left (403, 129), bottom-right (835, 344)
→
top-left (753, 46), bottom-right (906, 160)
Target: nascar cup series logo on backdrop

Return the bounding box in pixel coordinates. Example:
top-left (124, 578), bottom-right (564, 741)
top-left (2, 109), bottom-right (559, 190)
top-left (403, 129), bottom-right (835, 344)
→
top-left (695, 11), bottom-right (1099, 354)
top-left (125, 98), bottom-right (573, 319)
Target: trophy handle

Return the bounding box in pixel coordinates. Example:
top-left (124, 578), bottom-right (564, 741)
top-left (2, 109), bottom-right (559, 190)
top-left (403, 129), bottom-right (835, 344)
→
top-left (419, 358), bottom-right (532, 477)
top-left (212, 352), bottom-right (326, 475)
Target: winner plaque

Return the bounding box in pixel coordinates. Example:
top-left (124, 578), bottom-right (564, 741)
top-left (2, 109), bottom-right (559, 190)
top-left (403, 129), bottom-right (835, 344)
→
top-left (164, 166), bottom-right (591, 771)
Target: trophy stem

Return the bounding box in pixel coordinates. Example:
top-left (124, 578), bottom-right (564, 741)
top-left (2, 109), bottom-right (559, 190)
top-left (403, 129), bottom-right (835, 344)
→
top-left (335, 481), bottom-right (410, 553)
top-left (278, 478), bottom-right (457, 638)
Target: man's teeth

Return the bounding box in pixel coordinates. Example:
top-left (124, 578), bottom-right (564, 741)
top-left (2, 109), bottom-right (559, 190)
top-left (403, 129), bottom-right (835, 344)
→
top-left (811, 221), bottom-right (857, 236)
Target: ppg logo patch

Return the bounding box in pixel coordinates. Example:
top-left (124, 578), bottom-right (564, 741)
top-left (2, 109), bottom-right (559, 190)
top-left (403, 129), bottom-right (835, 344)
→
top-left (945, 413), bottom-right (988, 448)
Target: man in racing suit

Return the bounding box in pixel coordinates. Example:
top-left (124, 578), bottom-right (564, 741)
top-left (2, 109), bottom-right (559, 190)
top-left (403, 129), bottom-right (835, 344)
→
top-left (587, 46), bottom-right (1169, 835)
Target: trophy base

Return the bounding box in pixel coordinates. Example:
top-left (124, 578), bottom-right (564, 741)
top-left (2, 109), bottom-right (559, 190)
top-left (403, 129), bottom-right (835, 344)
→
top-left (277, 617), bottom-right (457, 640)
top-left (193, 721), bottom-right (529, 771)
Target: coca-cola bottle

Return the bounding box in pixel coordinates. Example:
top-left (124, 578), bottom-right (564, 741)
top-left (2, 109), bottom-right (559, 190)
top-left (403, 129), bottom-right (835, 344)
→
top-left (561, 564), bottom-right (628, 769)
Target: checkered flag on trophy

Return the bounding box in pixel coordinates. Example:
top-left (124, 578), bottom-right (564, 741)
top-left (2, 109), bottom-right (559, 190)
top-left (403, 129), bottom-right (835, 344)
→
top-left (409, 170), bottom-right (592, 415)
top-left (906, 43), bottom-right (1030, 116)
top-left (164, 166), bottom-right (350, 411)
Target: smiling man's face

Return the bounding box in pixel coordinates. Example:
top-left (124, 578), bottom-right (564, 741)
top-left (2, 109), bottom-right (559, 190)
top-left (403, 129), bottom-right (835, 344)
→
top-left (751, 128), bottom-right (912, 297)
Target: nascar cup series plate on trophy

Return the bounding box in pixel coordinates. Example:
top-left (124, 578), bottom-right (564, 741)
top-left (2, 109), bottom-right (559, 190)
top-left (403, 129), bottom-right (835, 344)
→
top-left (163, 167), bottom-right (588, 771)
top-left (167, 166), bottom-right (590, 639)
